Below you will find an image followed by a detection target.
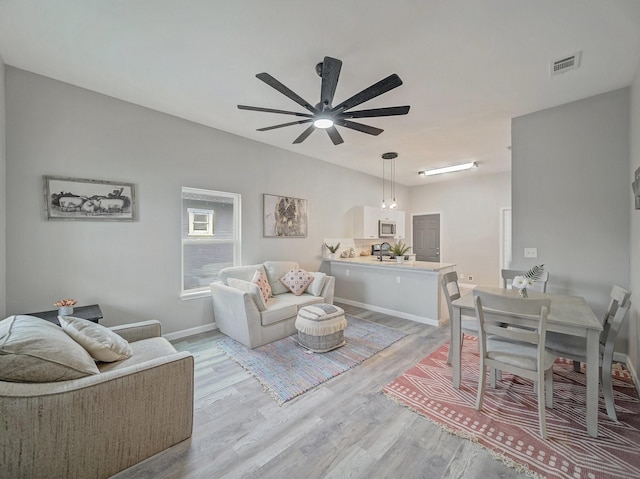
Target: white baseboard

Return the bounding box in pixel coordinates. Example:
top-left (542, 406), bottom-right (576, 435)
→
top-left (335, 297), bottom-right (439, 326)
top-left (618, 352), bottom-right (640, 396)
top-left (164, 322), bottom-right (217, 341)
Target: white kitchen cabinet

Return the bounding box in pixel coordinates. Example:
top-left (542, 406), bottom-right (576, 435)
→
top-left (353, 206), bottom-right (380, 239)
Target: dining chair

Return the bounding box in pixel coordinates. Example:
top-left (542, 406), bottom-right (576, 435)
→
top-left (474, 290), bottom-right (555, 439)
top-left (501, 269), bottom-right (550, 292)
top-left (546, 285), bottom-right (632, 421)
top-left (441, 271), bottom-right (478, 364)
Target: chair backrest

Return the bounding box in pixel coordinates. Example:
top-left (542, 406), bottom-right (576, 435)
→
top-left (601, 285), bottom-right (632, 348)
top-left (441, 271), bottom-right (461, 317)
top-left (501, 269), bottom-right (549, 292)
top-left (473, 290), bottom-right (551, 367)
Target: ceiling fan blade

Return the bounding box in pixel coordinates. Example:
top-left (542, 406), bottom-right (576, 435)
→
top-left (331, 74), bottom-right (403, 112)
top-left (337, 120), bottom-right (384, 136)
top-left (238, 105), bottom-right (313, 118)
top-left (256, 73), bottom-right (317, 114)
top-left (326, 126), bottom-right (344, 145)
top-left (257, 119), bottom-right (313, 131)
top-left (292, 124), bottom-right (316, 144)
top-left (341, 105), bottom-right (410, 118)
top-left (320, 56), bottom-right (342, 110)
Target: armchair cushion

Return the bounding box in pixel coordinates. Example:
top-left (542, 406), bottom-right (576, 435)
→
top-left (0, 315), bottom-right (99, 382)
top-left (59, 315), bottom-right (133, 362)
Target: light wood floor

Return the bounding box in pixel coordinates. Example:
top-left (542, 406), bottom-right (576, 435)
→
top-left (113, 303), bottom-right (527, 479)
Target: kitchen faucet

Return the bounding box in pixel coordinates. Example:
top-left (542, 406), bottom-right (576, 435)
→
top-left (378, 242), bottom-right (391, 261)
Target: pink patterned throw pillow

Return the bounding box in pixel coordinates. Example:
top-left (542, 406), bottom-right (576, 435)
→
top-left (280, 268), bottom-right (314, 296)
top-left (252, 270), bottom-right (272, 303)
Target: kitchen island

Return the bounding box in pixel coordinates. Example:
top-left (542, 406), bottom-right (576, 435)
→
top-left (327, 257), bottom-right (456, 326)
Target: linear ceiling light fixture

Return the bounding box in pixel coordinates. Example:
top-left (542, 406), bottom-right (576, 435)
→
top-left (418, 161), bottom-right (478, 177)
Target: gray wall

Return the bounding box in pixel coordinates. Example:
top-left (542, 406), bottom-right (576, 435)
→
top-left (409, 172), bottom-right (511, 287)
top-left (0, 57), bottom-right (6, 318)
top-left (512, 88), bottom-right (630, 326)
top-left (629, 67), bottom-right (640, 374)
top-left (5, 67), bottom-right (408, 334)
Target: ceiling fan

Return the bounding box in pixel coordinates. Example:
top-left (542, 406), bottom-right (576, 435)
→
top-left (238, 56), bottom-right (410, 145)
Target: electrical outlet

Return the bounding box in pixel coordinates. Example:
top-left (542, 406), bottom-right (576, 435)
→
top-left (524, 247), bottom-right (538, 258)
top-left (468, 275), bottom-right (473, 281)
top-left (396, 276), bottom-right (401, 284)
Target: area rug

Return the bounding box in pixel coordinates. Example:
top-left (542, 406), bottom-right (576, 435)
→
top-left (217, 315), bottom-right (407, 405)
top-left (382, 336), bottom-right (640, 479)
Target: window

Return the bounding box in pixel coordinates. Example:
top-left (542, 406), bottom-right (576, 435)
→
top-left (181, 187), bottom-right (241, 299)
top-left (187, 208), bottom-right (214, 236)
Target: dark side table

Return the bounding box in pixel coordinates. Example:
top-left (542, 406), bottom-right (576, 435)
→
top-left (27, 304), bottom-right (103, 326)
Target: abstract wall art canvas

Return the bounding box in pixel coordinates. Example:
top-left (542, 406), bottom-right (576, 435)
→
top-left (263, 194), bottom-right (307, 237)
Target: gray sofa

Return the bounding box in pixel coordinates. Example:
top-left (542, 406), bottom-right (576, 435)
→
top-left (0, 319), bottom-right (194, 479)
top-left (211, 261), bottom-right (335, 348)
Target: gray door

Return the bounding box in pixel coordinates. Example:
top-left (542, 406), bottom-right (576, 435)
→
top-left (413, 214), bottom-right (440, 262)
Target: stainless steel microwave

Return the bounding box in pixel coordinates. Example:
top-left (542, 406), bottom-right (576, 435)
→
top-left (379, 220), bottom-right (396, 237)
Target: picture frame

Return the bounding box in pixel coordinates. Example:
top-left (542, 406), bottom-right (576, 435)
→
top-left (263, 194), bottom-right (308, 237)
top-left (43, 175), bottom-right (136, 221)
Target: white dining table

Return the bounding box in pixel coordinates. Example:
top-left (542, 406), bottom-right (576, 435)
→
top-left (450, 286), bottom-right (603, 437)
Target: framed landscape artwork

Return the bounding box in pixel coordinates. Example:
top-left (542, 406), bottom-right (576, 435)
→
top-left (44, 175), bottom-right (136, 221)
top-left (263, 194), bottom-right (308, 237)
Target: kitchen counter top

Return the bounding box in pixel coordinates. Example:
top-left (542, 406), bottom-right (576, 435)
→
top-left (327, 256), bottom-right (456, 272)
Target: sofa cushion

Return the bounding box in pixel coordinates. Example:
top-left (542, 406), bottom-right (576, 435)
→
top-left (228, 278), bottom-right (267, 311)
top-left (260, 297), bottom-right (298, 326)
top-left (280, 268), bottom-right (314, 296)
top-left (59, 316), bottom-right (133, 362)
top-left (0, 315), bottom-right (100, 382)
top-left (98, 336), bottom-right (178, 373)
top-left (306, 272), bottom-right (327, 296)
top-left (252, 269), bottom-right (272, 304)
top-left (219, 264), bottom-right (266, 285)
top-left (264, 261), bottom-right (299, 295)
top-left (275, 292), bottom-right (324, 308)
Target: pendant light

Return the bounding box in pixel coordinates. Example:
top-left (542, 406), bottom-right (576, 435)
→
top-left (382, 152), bottom-right (398, 210)
top-left (381, 155), bottom-right (387, 210)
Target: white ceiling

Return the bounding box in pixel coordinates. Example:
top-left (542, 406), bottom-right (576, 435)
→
top-left (1, 0), bottom-right (640, 186)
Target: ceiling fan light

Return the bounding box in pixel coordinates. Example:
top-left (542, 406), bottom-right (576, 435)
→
top-left (313, 118), bottom-right (334, 129)
top-left (418, 161), bottom-right (478, 177)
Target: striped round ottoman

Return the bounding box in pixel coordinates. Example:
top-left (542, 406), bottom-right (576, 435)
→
top-left (295, 303), bottom-right (347, 353)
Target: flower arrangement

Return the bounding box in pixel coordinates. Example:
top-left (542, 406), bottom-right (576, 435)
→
top-left (54, 298), bottom-right (78, 307)
top-left (324, 242), bottom-right (340, 253)
top-left (512, 264), bottom-right (544, 298)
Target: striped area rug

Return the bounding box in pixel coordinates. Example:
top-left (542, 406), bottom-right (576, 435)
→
top-left (217, 315), bottom-right (407, 405)
top-left (383, 336), bottom-right (640, 479)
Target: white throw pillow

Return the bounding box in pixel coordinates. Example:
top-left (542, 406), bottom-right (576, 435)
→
top-left (306, 272), bottom-right (327, 296)
top-left (59, 316), bottom-right (133, 362)
top-left (0, 315), bottom-right (99, 382)
top-left (264, 261), bottom-right (299, 295)
top-left (228, 278), bottom-right (267, 311)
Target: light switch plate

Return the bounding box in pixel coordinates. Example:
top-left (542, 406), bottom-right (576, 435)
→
top-left (524, 248), bottom-right (538, 258)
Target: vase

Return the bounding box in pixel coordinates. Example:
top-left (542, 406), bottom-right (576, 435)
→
top-left (396, 256), bottom-right (404, 264)
top-left (519, 288), bottom-right (528, 298)
top-left (58, 306), bottom-right (74, 316)
top-left (329, 253), bottom-right (336, 260)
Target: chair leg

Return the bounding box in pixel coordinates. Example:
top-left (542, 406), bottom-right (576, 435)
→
top-left (573, 360), bottom-right (581, 373)
top-left (545, 368), bottom-right (553, 409)
top-left (447, 323), bottom-right (454, 365)
top-left (476, 361), bottom-right (487, 411)
top-left (537, 370), bottom-right (548, 439)
top-left (601, 359), bottom-right (618, 422)
top-left (490, 368), bottom-right (497, 388)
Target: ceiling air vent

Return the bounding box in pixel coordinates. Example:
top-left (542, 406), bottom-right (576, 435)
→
top-left (550, 52), bottom-right (581, 76)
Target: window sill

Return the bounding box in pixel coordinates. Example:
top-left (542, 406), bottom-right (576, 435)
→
top-left (180, 289), bottom-right (211, 301)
